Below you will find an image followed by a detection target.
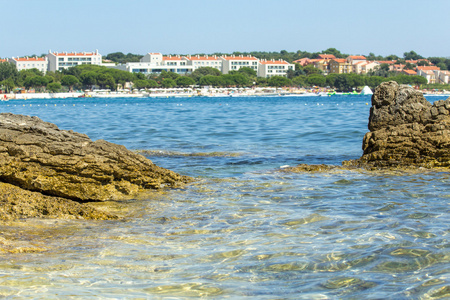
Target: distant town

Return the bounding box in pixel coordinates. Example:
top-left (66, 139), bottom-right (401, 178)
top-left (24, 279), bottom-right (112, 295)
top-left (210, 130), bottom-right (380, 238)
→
top-left (0, 48), bottom-right (449, 98)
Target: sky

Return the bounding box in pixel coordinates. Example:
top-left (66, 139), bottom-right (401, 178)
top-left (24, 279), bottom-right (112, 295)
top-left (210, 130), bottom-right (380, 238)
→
top-left (1, 0), bottom-right (449, 59)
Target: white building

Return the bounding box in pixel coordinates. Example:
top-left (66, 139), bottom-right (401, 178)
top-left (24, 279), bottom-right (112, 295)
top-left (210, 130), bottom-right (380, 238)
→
top-left (9, 56), bottom-right (48, 74)
top-left (258, 59), bottom-right (294, 78)
top-left (46, 50), bottom-right (102, 72)
top-left (220, 55), bottom-right (259, 74)
top-left (111, 52), bottom-right (296, 78)
top-left (417, 69), bottom-right (436, 84)
top-left (114, 53), bottom-right (194, 74)
top-left (435, 70), bottom-right (450, 84)
top-left (184, 55), bottom-right (222, 71)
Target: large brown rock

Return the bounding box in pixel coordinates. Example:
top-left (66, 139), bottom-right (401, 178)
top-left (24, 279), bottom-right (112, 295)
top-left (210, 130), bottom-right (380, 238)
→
top-left (347, 81), bottom-right (450, 168)
top-left (0, 113), bottom-right (192, 203)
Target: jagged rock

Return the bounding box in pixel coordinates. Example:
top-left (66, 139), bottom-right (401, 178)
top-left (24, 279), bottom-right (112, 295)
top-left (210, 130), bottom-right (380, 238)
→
top-left (345, 81), bottom-right (450, 168)
top-left (0, 113), bottom-right (192, 206)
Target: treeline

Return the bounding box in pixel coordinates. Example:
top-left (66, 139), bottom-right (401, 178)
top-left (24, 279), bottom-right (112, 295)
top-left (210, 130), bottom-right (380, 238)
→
top-left (0, 61), bottom-right (431, 94)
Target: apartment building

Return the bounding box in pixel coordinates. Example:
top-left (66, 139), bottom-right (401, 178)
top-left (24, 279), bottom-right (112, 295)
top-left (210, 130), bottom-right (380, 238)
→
top-left (258, 59), bottom-right (294, 78)
top-left (46, 50), bottom-right (102, 72)
top-left (113, 52), bottom-right (295, 78)
top-left (417, 69), bottom-right (436, 84)
top-left (220, 55), bottom-right (259, 74)
top-left (114, 53), bottom-right (193, 74)
top-left (184, 55), bottom-right (222, 70)
top-left (436, 70), bottom-right (450, 84)
top-left (9, 57), bottom-right (48, 74)
top-left (346, 55), bottom-right (366, 65)
top-left (329, 59), bottom-right (353, 74)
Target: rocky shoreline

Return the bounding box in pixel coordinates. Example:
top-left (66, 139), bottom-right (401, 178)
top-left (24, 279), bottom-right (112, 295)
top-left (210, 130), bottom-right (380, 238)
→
top-left (0, 113), bottom-right (192, 220)
top-left (2, 81), bottom-right (449, 220)
top-left (345, 81), bottom-right (450, 169)
top-left (287, 81), bottom-right (450, 172)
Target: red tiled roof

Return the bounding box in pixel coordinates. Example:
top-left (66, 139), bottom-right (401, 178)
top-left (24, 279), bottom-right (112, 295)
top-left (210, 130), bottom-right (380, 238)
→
top-left (403, 70), bottom-right (417, 75)
top-left (185, 55), bottom-right (220, 61)
top-left (12, 57), bottom-right (46, 62)
top-left (52, 52), bottom-right (98, 56)
top-left (332, 59), bottom-right (347, 63)
top-left (0, 59), bottom-right (7, 62)
top-left (377, 60), bottom-right (396, 65)
top-left (163, 56), bottom-right (183, 61)
top-left (317, 54), bottom-right (336, 59)
top-left (348, 55), bottom-right (366, 60)
top-left (417, 66), bottom-right (440, 71)
top-left (294, 58), bottom-right (310, 62)
top-left (221, 55), bottom-right (258, 61)
top-left (260, 60), bottom-right (289, 65)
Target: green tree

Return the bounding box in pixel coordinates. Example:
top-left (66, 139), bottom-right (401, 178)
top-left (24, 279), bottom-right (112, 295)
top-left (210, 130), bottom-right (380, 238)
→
top-left (410, 75), bottom-right (427, 85)
top-left (403, 50), bottom-right (423, 60)
top-left (80, 71), bottom-right (97, 89)
top-left (0, 78), bottom-right (15, 93)
top-left (332, 74), bottom-right (359, 91)
top-left (325, 73), bottom-right (339, 87)
top-left (161, 78), bottom-right (176, 88)
top-left (404, 62), bottom-right (416, 70)
top-left (24, 76), bottom-right (49, 91)
top-left (198, 75), bottom-right (224, 86)
top-left (417, 60), bottom-right (430, 66)
top-left (147, 79), bottom-right (159, 88)
top-left (176, 76), bottom-right (195, 87)
top-left (231, 73), bottom-right (250, 87)
top-left (97, 73), bottom-right (116, 90)
top-left (385, 54), bottom-right (399, 61)
top-left (47, 82), bottom-right (62, 93)
top-left (365, 76), bottom-right (386, 90)
top-left (306, 74), bottom-right (326, 87)
top-left (157, 70), bottom-right (180, 81)
top-left (61, 75), bottom-right (80, 91)
top-left (303, 65), bottom-right (322, 76)
top-left (321, 48), bottom-right (346, 58)
top-left (105, 52), bottom-right (143, 63)
top-left (189, 67), bottom-right (221, 82)
top-left (436, 62), bottom-right (447, 70)
top-left (237, 67), bottom-right (257, 77)
top-left (292, 75), bottom-right (307, 87)
top-left (268, 76), bottom-right (292, 87)
top-left (0, 62), bottom-right (18, 82)
top-left (256, 77), bottom-right (269, 87)
top-left (133, 79), bottom-right (150, 89)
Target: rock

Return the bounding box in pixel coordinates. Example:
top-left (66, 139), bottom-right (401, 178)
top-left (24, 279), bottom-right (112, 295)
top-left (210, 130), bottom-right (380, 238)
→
top-left (0, 113), bottom-right (193, 219)
top-left (281, 164), bottom-right (338, 173)
top-left (0, 181), bottom-right (116, 220)
top-left (345, 81), bottom-right (450, 168)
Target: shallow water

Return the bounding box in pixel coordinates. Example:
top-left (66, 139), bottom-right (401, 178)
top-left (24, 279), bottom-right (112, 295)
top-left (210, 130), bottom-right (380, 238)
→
top-left (0, 95), bottom-right (449, 299)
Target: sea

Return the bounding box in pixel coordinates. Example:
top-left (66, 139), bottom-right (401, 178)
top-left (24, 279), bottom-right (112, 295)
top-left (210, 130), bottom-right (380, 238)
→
top-left (0, 95), bottom-right (449, 299)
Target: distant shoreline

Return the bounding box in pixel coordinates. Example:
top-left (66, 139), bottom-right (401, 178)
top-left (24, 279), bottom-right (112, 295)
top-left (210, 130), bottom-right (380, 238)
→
top-left (1, 87), bottom-right (449, 101)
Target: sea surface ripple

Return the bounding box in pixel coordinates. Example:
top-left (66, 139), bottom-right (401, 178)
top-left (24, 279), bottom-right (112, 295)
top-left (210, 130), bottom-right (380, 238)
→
top-left (0, 95), bottom-right (449, 299)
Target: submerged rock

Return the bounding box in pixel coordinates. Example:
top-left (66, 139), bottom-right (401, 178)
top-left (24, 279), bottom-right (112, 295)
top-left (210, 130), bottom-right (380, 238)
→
top-left (0, 113), bottom-right (192, 219)
top-left (345, 81), bottom-right (450, 168)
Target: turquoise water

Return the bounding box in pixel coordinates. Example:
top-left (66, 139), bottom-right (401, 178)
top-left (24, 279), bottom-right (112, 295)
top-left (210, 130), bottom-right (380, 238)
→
top-left (0, 95), bottom-right (449, 299)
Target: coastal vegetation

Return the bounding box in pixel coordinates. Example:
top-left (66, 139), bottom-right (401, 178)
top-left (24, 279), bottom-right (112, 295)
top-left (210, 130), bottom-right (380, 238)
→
top-left (0, 48), bottom-right (449, 93)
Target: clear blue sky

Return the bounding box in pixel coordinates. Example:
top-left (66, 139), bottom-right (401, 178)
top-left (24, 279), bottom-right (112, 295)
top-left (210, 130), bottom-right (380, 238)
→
top-left (1, 0), bottom-right (449, 59)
